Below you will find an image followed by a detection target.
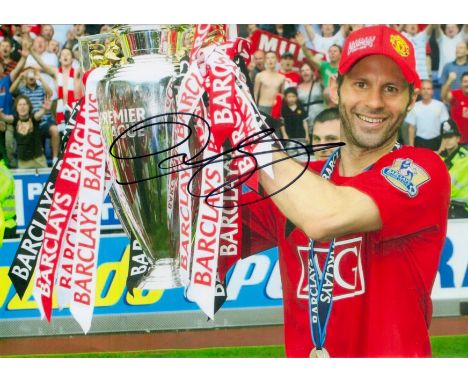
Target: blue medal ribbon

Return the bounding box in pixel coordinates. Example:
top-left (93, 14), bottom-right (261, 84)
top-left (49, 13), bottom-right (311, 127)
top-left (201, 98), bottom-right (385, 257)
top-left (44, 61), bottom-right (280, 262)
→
top-left (307, 143), bottom-right (401, 351)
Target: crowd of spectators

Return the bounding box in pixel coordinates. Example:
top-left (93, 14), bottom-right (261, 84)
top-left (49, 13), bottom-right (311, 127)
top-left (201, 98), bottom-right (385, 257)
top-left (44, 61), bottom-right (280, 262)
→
top-left (0, 24), bottom-right (467, 217)
top-left (239, 24), bottom-right (468, 217)
top-left (0, 24), bottom-right (109, 169)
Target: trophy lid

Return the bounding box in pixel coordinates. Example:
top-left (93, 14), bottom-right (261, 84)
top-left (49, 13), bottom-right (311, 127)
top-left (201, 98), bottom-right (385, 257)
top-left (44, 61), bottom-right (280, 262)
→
top-left (118, 25), bottom-right (168, 57)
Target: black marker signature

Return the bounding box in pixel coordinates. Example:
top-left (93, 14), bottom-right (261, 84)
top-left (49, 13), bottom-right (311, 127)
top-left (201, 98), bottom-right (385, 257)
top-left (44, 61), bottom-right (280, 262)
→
top-left (109, 112), bottom-right (344, 208)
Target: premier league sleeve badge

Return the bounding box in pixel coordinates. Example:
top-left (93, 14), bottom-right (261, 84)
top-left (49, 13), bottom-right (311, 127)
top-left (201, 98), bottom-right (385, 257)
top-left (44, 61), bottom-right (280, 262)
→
top-left (381, 158), bottom-right (430, 197)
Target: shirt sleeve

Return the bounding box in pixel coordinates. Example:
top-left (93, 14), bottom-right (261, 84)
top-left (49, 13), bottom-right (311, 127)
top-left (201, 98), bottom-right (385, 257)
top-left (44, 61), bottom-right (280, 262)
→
top-left (440, 102), bottom-right (450, 123)
top-left (405, 108), bottom-right (416, 125)
top-left (343, 148), bottom-right (450, 240)
top-left (440, 63), bottom-right (449, 85)
top-left (240, 191), bottom-right (280, 257)
top-left (417, 30), bottom-right (429, 43)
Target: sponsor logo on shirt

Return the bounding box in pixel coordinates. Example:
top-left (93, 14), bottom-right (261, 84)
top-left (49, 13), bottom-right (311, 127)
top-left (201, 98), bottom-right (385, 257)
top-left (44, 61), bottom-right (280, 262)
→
top-left (296, 236), bottom-right (365, 301)
top-left (347, 36), bottom-right (376, 55)
top-left (381, 158), bottom-right (430, 197)
top-left (390, 34), bottom-right (410, 57)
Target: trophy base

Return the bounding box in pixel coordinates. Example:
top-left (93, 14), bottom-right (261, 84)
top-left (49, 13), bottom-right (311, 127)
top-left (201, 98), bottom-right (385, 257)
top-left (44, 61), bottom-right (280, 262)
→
top-left (138, 258), bottom-right (182, 289)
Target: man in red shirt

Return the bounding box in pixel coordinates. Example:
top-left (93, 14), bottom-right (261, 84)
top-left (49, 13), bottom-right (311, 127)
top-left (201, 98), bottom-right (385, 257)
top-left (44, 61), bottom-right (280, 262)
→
top-left (241, 25), bottom-right (450, 357)
top-left (278, 52), bottom-right (301, 89)
top-left (442, 71), bottom-right (468, 144)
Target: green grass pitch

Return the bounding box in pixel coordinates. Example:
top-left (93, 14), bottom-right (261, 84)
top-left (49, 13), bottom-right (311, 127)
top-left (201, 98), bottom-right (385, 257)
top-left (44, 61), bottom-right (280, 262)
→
top-left (11, 335), bottom-right (468, 358)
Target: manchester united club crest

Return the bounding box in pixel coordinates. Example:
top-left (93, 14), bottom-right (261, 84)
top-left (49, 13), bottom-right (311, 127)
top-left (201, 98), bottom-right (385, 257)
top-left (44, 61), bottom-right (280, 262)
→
top-left (381, 158), bottom-right (430, 197)
top-left (390, 34), bottom-right (410, 57)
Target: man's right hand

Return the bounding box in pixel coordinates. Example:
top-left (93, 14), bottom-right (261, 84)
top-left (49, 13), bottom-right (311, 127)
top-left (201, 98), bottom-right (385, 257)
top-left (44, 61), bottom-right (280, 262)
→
top-left (296, 32), bottom-right (306, 47)
top-left (448, 72), bottom-right (457, 83)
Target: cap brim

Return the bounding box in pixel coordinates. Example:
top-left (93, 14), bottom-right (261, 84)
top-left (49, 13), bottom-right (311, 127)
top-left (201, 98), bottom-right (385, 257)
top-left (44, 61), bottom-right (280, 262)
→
top-left (339, 52), bottom-right (421, 89)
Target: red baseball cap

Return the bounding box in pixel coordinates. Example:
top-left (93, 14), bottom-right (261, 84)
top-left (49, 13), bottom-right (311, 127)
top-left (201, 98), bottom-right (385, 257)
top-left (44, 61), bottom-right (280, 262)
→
top-left (339, 25), bottom-right (421, 89)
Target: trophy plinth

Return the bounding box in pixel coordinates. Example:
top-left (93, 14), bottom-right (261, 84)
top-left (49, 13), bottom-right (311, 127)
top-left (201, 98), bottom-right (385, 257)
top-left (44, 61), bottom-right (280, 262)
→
top-left (138, 259), bottom-right (182, 289)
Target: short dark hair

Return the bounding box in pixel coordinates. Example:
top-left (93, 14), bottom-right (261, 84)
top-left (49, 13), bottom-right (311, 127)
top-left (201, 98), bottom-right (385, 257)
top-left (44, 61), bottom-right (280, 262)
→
top-left (462, 71), bottom-right (468, 81)
top-left (1, 38), bottom-right (12, 47)
top-left (313, 107), bottom-right (340, 125)
top-left (329, 44), bottom-right (342, 53)
top-left (284, 87), bottom-right (298, 97)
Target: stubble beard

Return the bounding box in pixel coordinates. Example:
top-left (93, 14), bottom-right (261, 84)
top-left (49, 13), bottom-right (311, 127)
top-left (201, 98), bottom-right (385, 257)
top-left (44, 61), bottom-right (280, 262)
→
top-left (338, 100), bottom-right (407, 151)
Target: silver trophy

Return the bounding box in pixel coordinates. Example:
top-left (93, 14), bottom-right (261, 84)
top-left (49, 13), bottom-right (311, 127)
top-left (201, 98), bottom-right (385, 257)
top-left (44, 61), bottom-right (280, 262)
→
top-left (96, 25), bottom-right (201, 289)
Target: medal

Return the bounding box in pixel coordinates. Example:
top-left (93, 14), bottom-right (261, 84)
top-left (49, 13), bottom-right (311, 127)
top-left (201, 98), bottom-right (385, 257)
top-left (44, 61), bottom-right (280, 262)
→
top-left (309, 347), bottom-right (330, 358)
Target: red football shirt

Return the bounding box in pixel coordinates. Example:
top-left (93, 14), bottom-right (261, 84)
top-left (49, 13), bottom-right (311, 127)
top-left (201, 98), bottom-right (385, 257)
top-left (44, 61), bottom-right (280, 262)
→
top-left (241, 146), bottom-right (450, 357)
top-left (278, 70), bottom-right (301, 89)
top-left (450, 89), bottom-right (468, 144)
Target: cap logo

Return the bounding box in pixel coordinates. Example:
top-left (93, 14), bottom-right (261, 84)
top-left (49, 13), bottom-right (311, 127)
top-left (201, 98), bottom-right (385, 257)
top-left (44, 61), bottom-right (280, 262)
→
top-left (390, 34), bottom-right (410, 57)
top-left (442, 121), bottom-right (451, 133)
top-left (347, 36), bottom-right (376, 55)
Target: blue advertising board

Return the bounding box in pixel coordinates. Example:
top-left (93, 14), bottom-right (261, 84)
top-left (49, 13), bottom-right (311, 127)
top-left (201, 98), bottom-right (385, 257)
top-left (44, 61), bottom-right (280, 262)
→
top-left (12, 169), bottom-right (121, 233)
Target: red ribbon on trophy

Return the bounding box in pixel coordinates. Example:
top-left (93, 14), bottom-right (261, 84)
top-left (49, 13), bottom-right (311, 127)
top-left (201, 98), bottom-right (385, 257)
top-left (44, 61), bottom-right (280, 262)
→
top-left (178, 25), bottom-right (277, 317)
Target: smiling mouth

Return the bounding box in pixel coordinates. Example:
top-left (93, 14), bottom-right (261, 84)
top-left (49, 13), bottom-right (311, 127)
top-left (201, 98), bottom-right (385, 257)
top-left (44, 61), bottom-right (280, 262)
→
top-left (356, 114), bottom-right (386, 124)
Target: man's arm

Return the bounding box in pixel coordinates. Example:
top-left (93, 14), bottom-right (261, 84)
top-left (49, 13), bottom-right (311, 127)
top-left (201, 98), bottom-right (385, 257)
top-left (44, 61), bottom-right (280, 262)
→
top-left (33, 97), bottom-right (51, 121)
top-left (408, 124), bottom-right (416, 146)
top-left (258, 151), bottom-right (381, 242)
top-left (280, 123), bottom-right (288, 140)
top-left (29, 47), bottom-right (56, 77)
top-left (9, 70), bottom-right (25, 95)
top-left (303, 24), bottom-right (316, 42)
top-left (441, 72), bottom-right (456, 103)
top-left (253, 72), bottom-right (262, 103)
top-left (433, 24), bottom-right (442, 39)
top-left (303, 119), bottom-right (310, 144)
top-left (35, 70), bottom-right (53, 98)
top-left (74, 70), bottom-right (83, 99)
top-left (296, 32), bottom-right (322, 71)
top-left (424, 24), bottom-right (434, 37)
top-left (0, 109), bottom-right (14, 125)
top-left (9, 40), bottom-right (31, 82)
top-left (339, 24), bottom-right (350, 38)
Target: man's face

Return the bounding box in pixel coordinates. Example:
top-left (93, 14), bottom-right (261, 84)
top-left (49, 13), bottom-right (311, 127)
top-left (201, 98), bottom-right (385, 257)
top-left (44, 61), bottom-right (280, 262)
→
top-left (455, 42), bottom-right (467, 59)
top-left (25, 69), bottom-right (36, 86)
top-left (0, 41), bottom-right (12, 58)
top-left (420, 81), bottom-right (433, 101)
top-left (48, 39), bottom-right (59, 55)
top-left (16, 98), bottom-right (30, 118)
top-left (404, 24), bottom-right (418, 36)
top-left (60, 49), bottom-right (73, 66)
top-left (337, 55), bottom-right (415, 150)
top-left (280, 57), bottom-right (294, 72)
top-left (445, 24), bottom-right (459, 38)
top-left (73, 48), bottom-right (80, 61)
top-left (321, 24), bottom-right (334, 37)
top-left (73, 24), bottom-right (86, 37)
top-left (41, 25), bottom-right (54, 41)
top-left (462, 75), bottom-right (468, 95)
top-left (253, 51), bottom-right (265, 70)
top-left (285, 92), bottom-right (297, 106)
top-left (312, 119), bottom-right (341, 160)
top-left (33, 36), bottom-right (46, 54)
top-left (265, 52), bottom-right (277, 70)
top-left (442, 135), bottom-right (460, 152)
top-left (328, 46), bottom-right (341, 64)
